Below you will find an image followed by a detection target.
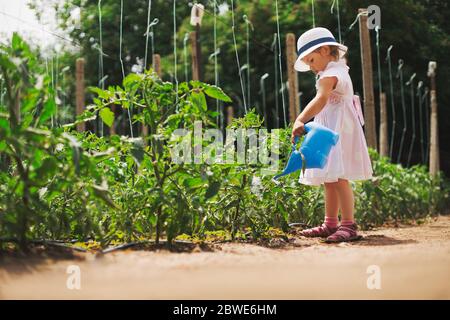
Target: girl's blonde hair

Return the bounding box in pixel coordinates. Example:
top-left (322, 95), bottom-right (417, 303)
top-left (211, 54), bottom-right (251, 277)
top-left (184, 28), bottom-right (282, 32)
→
top-left (329, 45), bottom-right (341, 60)
top-left (315, 45), bottom-right (346, 61)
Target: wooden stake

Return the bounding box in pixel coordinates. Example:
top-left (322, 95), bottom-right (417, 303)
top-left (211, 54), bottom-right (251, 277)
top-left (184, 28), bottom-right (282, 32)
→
top-left (428, 61), bottom-right (439, 175)
top-left (226, 106), bottom-right (234, 126)
top-left (189, 4), bottom-right (203, 82)
top-left (142, 117), bottom-right (148, 138)
top-left (190, 28), bottom-right (202, 81)
top-left (75, 58), bottom-right (85, 132)
top-left (379, 92), bottom-right (388, 157)
top-left (152, 54), bottom-right (162, 77)
top-left (286, 33), bottom-right (299, 123)
top-left (358, 8), bottom-right (377, 150)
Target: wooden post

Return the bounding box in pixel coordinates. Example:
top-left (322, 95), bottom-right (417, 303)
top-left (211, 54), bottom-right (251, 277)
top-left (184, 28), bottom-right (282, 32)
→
top-left (428, 61), bottom-right (439, 175)
top-left (358, 8), bottom-right (377, 150)
top-left (190, 4), bottom-right (203, 81)
top-left (75, 58), bottom-right (85, 132)
top-left (226, 106), bottom-right (234, 126)
top-left (379, 92), bottom-right (388, 157)
top-left (190, 29), bottom-right (201, 81)
top-left (141, 118), bottom-right (148, 138)
top-left (286, 33), bottom-right (299, 123)
top-left (152, 54), bottom-right (162, 77)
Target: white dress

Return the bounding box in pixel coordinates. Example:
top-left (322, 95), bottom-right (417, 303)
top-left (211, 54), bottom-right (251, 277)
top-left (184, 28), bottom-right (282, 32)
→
top-left (299, 60), bottom-right (373, 186)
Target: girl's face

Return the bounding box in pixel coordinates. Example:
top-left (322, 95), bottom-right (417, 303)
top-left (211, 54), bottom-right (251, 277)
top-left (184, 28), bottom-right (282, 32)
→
top-left (301, 46), bottom-right (334, 74)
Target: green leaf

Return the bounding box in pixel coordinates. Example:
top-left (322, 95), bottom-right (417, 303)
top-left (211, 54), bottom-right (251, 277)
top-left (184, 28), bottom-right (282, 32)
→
top-left (99, 107), bottom-right (114, 127)
top-left (92, 184), bottom-right (119, 209)
top-left (203, 84), bottom-right (232, 102)
top-left (40, 98), bottom-right (56, 124)
top-left (123, 73), bottom-right (143, 88)
top-left (12, 33), bottom-right (25, 51)
top-left (89, 86), bottom-right (110, 100)
top-left (92, 147), bottom-right (116, 162)
top-left (21, 89), bottom-right (40, 114)
top-left (208, 111), bottom-right (220, 117)
top-left (0, 118), bottom-right (10, 137)
top-left (131, 143), bottom-right (144, 166)
top-left (62, 133), bottom-right (82, 174)
top-left (224, 200), bottom-right (239, 210)
top-left (191, 91), bottom-right (207, 112)
top-left (183, 177), bottom-right (204, 189)
top-left (189, 80), bottom-right (202, 88)
top-left (35, 157), bottom-right (58, 180)
top-left (205, 181), bottom-right (221, 199)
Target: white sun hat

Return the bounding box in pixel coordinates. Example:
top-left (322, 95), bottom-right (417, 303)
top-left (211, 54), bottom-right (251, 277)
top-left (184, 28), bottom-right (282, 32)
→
top-left (294, 27), bottom-right (348, 72)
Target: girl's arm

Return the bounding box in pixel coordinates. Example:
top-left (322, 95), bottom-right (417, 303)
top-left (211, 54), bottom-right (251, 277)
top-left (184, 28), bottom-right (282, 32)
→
top-left (291, 76), bottom-right (337, 142)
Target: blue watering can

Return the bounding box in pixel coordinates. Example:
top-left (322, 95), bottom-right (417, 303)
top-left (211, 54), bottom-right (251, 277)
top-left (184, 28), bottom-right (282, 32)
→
top-left (274, 122), bottom-right (339, 180)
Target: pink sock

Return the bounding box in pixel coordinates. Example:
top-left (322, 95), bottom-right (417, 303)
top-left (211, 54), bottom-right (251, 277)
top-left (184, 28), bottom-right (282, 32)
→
top-left (341, 219), bottom-right (355, 227)
top-left (324, 216), bottom-right (338, 228)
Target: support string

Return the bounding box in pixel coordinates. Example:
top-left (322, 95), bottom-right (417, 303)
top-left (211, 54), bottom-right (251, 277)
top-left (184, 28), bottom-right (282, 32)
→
top-left (423, 87), bottom-right (430, 165)
top-left (396, 59), bottom-right (407, 164)
top-left (417, 81), bottom-right (425, 163)
top-left (183, 33), bottom-right (190, 82)
top-left (243, 14), bottom-right (253, 109)
top-left (230, 0), bottom-right (248, 114)
top-left (330, 0), bottom-right (342, 43)
top-left (386, 45), bottom-right (396, 160)
top-left (406, 73), bottom-right (416, 166)
top-left (98, 0), bottom-right (104, 136)
top-left (144, 0), bottom-right (152, 71)
top-left (271, 33), bottom-right (280, 128)
top-left (275, 0), bottom-right (287, 127)
top-left (120, 0), bottom-right (134, 138)
top-left (214, 1), bottom-right (220, 128)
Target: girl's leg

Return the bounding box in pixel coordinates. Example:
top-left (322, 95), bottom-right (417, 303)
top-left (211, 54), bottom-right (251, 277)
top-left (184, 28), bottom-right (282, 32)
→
top-left (326, 179), bottom-right (361, 242)
top-left (335, 179), bottom-right (354, 222)
top-left (300, 182), bottom-right (339, 237)
top-left (324, 182), bottom-right (340, 219)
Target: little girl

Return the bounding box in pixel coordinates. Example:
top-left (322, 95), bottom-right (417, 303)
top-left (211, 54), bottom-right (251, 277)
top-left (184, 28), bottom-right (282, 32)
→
top-left (291, 27), bottom-right (373, 243)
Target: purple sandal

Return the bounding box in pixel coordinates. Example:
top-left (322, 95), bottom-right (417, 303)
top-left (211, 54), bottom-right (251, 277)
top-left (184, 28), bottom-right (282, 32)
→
top-left (325, 223), bottom-right (363, 243)
top-left (300, 224), bottom-right (338, 238)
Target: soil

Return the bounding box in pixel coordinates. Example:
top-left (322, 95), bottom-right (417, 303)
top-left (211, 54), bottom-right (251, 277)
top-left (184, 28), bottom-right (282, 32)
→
top-left (1, 215), bottom-right (449, 299)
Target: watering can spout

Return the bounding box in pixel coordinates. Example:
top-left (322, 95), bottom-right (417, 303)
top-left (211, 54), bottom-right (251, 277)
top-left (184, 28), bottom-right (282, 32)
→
top-left (274, 140), bottom-right (304, 180)
top-left (274, 156), bottom-right (303, 180)
top-left (274, 123), bottom-right (339, 180)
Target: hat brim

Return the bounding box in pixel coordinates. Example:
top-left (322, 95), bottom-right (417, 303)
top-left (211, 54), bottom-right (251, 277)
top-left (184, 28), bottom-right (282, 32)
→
top-left (294, 42), bottom-right (348, 72)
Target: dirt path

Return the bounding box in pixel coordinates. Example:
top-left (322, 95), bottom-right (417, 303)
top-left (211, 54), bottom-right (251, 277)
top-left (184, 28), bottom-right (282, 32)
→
top-left (1, 216), bottom-right (449, 299)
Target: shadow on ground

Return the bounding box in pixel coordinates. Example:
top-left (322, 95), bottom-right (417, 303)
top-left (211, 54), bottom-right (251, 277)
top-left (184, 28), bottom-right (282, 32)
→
top-left (352, 235), bottom-right (417, 246)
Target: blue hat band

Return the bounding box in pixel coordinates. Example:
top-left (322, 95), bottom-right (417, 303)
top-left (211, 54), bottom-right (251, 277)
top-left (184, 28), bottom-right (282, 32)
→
top-left (297, 37), bottom-right (337, 56)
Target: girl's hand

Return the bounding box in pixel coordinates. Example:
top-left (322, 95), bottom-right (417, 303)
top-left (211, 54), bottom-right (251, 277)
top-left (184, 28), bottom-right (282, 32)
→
top-left (291, 120), bottom-right (305, 143)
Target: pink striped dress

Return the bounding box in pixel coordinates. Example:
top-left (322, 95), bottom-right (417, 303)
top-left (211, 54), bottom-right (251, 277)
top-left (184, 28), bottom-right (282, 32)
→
top-left (299, 59), bottom-right (373, 186)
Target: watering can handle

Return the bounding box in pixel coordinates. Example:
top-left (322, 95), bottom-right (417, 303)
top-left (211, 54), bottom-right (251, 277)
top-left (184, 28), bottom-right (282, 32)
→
top-left (292, 124), bottom-right (311, 150)
top-left (291, 137), bottom-right (307, 176)
top-left (292, 136), bottom-right (299, 150)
